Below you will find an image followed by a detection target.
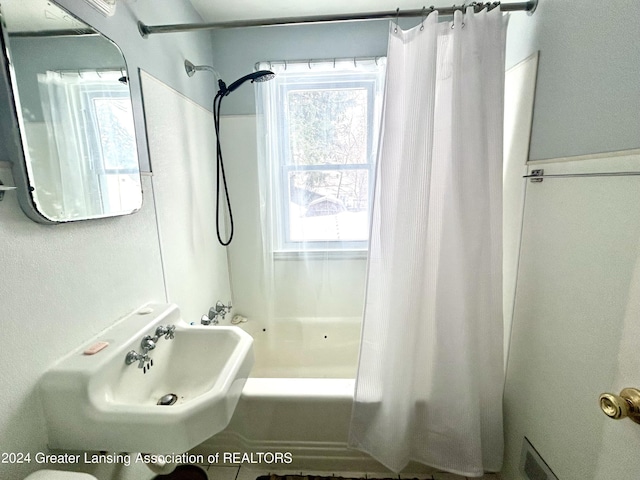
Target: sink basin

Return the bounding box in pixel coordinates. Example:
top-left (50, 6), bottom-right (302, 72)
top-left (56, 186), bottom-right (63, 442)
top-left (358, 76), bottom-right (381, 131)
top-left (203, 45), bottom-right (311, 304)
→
top-left (39, 303), bottom-right (254, 453)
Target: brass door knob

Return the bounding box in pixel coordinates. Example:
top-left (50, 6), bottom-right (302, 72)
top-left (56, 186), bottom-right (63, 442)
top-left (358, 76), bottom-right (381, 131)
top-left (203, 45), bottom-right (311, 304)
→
top-left (599, 388), bottom-right (640, 424)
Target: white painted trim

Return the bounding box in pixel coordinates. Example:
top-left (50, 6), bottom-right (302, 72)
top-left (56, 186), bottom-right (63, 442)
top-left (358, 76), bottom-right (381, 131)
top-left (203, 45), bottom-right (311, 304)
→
top-left (528, 148), bottom-right (640, 165)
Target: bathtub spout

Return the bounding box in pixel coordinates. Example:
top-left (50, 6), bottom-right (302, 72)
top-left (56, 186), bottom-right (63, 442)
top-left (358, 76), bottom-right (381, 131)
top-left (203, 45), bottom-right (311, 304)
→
top-left (200, 310), bottom-right (218, 326)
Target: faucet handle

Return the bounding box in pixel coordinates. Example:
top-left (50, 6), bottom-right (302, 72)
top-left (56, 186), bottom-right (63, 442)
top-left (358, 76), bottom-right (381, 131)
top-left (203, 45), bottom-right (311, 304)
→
top-left (216, 300), bottom-right (232, 311)
top-left (138, 353), bottom-right (150, 369)
top-left (215, 300), bottom-right (232, 319)
top-left (164, 325), bottom-right (176, 339)
top-left (125, 350), bottom-right (150, 369)
top-left (153, 324), bottom-right (176, 340)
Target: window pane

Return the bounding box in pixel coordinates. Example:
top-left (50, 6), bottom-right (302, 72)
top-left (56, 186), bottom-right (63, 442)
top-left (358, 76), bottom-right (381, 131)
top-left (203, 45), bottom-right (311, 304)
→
top-left (287, 88), bottom-right (369, 166)
top-left (93, 96), bottom-right (137, 171)
top-left (288, 169), bottom-right (370, 242)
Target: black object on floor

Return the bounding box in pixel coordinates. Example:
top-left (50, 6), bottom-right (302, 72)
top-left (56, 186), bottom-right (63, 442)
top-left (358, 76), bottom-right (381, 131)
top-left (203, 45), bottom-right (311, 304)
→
top-left (153, 464), bottom-right (208, 479)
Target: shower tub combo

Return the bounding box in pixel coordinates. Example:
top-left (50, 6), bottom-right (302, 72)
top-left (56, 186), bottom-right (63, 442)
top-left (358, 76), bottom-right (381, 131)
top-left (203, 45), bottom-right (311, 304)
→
top-left (197, 316), bottom-right (385, 471)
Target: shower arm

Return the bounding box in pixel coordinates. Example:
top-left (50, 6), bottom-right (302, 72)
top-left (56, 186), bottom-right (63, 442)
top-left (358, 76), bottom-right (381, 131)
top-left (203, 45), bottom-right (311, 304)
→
top-left (184, 60), bottom-right (220, 78)
top-left (139, 0), bottom-right (537, 37)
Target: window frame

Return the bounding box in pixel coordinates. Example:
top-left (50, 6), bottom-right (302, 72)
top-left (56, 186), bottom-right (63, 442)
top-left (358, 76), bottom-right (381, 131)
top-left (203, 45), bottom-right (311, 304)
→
top-left (272, 71), bottom-right (384, 253)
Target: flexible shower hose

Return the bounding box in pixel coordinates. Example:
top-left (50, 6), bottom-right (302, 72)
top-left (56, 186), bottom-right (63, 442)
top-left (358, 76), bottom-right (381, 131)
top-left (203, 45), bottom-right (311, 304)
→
top-left (212, 91), bottom-right (234, 246)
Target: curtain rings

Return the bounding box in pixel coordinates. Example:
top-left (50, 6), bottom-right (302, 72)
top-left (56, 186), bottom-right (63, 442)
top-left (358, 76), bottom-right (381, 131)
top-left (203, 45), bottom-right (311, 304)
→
top-left (420, 6), bottom-right (435, 30)
top-left (450, 4), bottom-right (466, 29)
top-left (394, 7), bottom-right (399, 33)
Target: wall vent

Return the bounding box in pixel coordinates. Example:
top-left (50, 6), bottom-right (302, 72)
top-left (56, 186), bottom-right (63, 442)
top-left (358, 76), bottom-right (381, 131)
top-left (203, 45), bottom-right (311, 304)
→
top-left (519, 437), bottom-right (559, 480)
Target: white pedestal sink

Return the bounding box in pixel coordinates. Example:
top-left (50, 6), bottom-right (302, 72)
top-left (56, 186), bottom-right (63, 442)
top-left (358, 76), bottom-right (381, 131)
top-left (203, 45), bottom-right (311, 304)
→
top-left (39, 303), bottom-right (254, 453)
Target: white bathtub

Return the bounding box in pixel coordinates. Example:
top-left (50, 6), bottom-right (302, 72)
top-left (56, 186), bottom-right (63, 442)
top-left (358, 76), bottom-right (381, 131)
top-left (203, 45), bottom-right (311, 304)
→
top-left (241, 316), bottom-right (361, 378)
top-left (196, 317), bottom-right (383, 471)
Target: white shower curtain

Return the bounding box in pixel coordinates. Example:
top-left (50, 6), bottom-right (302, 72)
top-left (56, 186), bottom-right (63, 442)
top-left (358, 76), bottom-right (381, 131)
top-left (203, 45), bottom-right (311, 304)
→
top-left (349, 8), bottom-right (508, 477)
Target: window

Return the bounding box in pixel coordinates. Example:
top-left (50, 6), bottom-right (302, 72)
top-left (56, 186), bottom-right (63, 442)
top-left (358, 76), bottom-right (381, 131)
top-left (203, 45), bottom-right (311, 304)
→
top-left (256, 59), bottom-right (386, 252)
top-left (83, 85), bottom-right (140, 211)
top-left (37, 70), bottom-right (140, 218)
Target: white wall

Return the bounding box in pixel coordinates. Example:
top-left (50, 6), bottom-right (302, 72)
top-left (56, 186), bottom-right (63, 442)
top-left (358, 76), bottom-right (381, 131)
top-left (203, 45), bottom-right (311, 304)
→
top-left (141, 71), bottom-right (232, 324)
top-left (0, 3), bottom-right (230, 479)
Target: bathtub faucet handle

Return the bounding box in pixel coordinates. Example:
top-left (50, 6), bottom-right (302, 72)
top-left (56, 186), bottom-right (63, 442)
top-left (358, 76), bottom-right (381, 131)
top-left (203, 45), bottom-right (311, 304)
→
top-left (201, 301), bottom-right (232, 325)
top-left (215, 300), bottom-right (232, 320)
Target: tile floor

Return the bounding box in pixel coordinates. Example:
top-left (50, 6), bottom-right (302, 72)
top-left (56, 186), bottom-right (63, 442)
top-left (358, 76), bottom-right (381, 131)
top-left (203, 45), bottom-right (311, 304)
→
top-left (196, 464), bottom-right (501, 480)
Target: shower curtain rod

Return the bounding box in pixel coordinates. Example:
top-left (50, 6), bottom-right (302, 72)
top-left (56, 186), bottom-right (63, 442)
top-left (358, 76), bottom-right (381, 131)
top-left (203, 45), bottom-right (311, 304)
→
top-left (138, 0), bottom-right (537, 37)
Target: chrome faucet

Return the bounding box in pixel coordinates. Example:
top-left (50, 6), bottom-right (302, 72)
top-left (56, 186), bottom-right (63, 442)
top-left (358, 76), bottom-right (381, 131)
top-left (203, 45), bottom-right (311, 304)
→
top-left (201, 300), bottom-right (232, 325)
top-left (140, 335), bottom-right (156, 353)
top-left (125, 350), bottom-right (150, 368)
top-left (124, 324), bottom-right (176, 369)
top-left (153, 324), bottom-right (175, 341)
top-left (201, 309), bottom-right (218, 326)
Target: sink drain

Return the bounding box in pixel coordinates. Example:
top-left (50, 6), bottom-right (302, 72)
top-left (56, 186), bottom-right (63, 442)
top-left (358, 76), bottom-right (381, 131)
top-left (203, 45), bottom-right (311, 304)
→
top-left (157, 393), bottom-right (178, 406)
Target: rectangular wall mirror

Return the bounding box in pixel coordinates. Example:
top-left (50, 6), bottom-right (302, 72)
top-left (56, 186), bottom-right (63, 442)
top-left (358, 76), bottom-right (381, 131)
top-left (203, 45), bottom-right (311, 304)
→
top-left (0, 0), bottom-right (142, 223)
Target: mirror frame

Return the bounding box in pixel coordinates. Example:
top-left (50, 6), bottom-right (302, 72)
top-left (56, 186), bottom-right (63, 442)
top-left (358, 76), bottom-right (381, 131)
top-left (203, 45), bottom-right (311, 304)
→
top-left (0, 2), bottom-right (146, 224)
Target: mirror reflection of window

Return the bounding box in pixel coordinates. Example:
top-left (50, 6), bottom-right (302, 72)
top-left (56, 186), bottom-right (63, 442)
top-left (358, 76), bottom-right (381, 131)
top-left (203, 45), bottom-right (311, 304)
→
top-left (36, 70), bottom-right (141, 219)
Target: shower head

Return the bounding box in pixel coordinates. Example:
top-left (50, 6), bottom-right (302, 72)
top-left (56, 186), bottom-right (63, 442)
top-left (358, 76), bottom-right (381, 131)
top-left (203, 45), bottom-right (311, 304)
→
top-left (217, 70), bottom-right (275, 96)
top-left (184, 59), bottom-right (219, 77)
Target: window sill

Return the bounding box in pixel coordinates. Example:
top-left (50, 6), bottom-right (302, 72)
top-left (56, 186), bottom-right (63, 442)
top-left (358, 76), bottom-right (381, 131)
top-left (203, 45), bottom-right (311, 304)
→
top-left (274, 249), bottom-right (368, 260)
